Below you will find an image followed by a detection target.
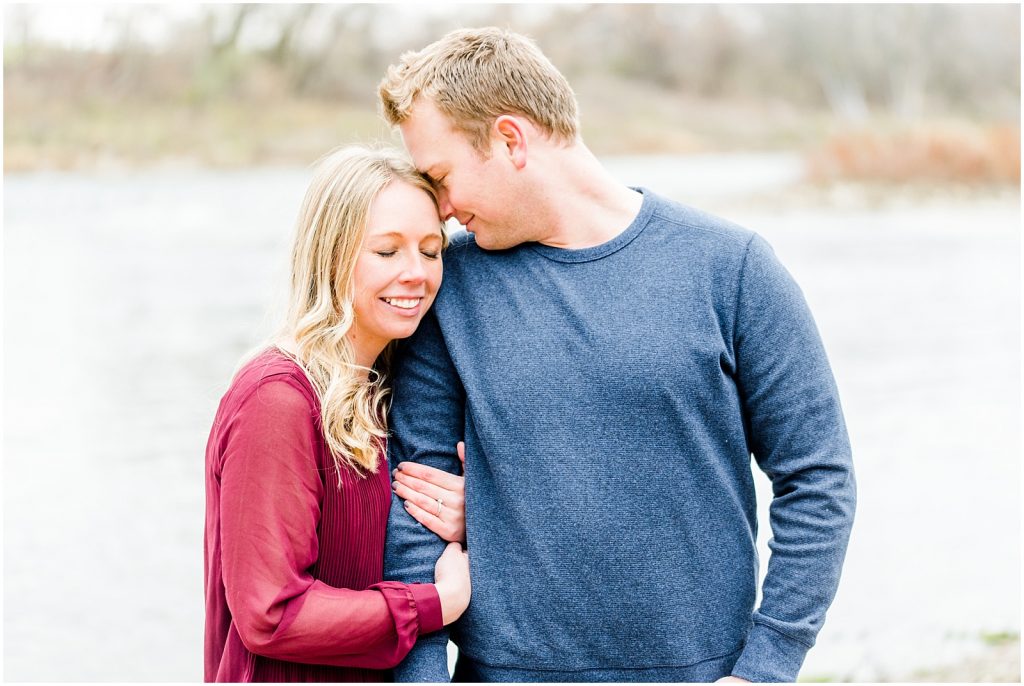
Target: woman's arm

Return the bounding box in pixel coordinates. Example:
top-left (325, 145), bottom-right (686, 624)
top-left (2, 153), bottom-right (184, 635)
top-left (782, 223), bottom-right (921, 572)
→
top-left (391, 442), bottom-right (467, 542)
top-left (218, 378), bottom-right (459, 669)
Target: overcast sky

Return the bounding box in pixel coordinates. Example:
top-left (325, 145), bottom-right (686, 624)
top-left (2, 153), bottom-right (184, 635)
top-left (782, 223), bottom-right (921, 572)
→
top-left (2, 3), bottom-right (495, 51)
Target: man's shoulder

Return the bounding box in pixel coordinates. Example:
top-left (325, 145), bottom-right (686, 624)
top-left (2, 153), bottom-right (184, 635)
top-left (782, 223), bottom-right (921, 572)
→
top-left (439, 226), bottom-right (537, 284)
top-left (447, 228), bottom-right (475, 248)
top-left (437, 229), bottom-right (483, 277)
top-left (444, 228), bottom-right (478, 258)
top-left (643, 189), bottom-right (755, 251)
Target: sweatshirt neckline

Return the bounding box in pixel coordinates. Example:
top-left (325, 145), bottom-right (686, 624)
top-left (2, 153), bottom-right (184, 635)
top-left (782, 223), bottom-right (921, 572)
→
top-left (526, 187), bottom-right (653, 263)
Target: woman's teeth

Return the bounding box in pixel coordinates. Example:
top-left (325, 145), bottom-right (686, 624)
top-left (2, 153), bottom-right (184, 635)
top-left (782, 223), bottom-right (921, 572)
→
top-left (384, 298), bottom-right (420, 309)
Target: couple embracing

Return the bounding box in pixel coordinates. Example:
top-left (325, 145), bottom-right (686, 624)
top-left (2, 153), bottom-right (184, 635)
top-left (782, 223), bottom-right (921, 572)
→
top-left (204, 27), bottom-right (856, 684)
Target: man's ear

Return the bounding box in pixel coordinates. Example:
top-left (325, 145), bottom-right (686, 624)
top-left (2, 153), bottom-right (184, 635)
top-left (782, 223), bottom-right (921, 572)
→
top-left (493, 115), bottom-right (527, 170)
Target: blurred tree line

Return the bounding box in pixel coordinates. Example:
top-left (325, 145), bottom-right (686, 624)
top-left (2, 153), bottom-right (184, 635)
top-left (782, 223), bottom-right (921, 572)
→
top-left (4, 3), bottom-right (1020, 171)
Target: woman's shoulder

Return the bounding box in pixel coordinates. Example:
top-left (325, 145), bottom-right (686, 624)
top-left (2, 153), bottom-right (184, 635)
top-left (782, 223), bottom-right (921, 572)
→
top-left (207, 348), bottom-right (324, 474)
top-left (223, 347), bottom-right (318, 414)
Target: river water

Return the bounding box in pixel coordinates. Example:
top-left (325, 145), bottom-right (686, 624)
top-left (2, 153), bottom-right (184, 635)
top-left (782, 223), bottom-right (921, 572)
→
top-left (3, 156), bottom-right (1019, 681)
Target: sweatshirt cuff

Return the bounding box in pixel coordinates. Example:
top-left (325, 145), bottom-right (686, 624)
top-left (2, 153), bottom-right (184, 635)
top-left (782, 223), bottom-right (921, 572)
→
top-left (730, 622), bottom-right (812, 682)
top-left (408, 582), bottom-right (444, 636)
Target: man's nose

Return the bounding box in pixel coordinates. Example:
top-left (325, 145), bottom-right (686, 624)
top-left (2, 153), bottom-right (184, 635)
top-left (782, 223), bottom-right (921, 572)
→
top-left (438, 190), bottom-right (456, 222)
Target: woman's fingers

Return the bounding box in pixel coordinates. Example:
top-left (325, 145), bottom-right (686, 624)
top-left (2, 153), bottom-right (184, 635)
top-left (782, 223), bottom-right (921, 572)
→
top-left (457, 441), bottom-right (466, 473)
top-left (403, 494), bottom-right (461, 542)
top-left (395, 461), bottom-right (462, 490)
top-left (392, 448), bottom-right (468, 543)
top-left (394, 477), bottom-right (448, 513)
top-left (403, 498), bottom-right (447, 535)
top-left (392, 468), bottom-right (461, 502)
top-left (392, 469), bottom-right (440, 499)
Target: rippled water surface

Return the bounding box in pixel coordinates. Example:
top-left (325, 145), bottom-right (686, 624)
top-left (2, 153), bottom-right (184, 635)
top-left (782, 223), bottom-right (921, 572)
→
top-left (4, 158), bottom-right (1019, 681)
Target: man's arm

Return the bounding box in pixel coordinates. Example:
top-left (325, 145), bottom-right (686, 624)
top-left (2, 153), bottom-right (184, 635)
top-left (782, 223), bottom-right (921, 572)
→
top-left (729, 234), bottom-right (857, 682)
top-left (385, 309), bottom-right (466, 682)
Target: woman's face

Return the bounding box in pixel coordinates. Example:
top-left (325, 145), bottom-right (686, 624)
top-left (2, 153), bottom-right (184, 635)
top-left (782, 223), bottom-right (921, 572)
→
top-left (348, 180), bottom-right (444, 364)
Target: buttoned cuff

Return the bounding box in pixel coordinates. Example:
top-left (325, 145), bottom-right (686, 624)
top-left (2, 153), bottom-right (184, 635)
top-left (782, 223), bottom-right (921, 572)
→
top-left (408, 582), bottom-right (444, 636)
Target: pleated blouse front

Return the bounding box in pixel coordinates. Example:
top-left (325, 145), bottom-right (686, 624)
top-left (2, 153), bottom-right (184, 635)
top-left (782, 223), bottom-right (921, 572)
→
top-left (204, 348), bottom-right (442, 682)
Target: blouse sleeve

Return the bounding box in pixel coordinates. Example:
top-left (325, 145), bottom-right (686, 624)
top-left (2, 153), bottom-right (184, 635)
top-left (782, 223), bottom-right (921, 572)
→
top-left (217, 377), bottom-right (443, 669)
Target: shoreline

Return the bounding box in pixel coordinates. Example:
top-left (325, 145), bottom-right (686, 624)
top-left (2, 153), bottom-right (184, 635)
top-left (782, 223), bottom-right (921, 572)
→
top-left (899, 638), bottom-right (1020, 683)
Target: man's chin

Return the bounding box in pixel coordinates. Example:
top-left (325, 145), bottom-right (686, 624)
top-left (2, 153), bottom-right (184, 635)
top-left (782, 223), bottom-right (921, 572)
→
top-left (470, 231), bottom-right (511, 251)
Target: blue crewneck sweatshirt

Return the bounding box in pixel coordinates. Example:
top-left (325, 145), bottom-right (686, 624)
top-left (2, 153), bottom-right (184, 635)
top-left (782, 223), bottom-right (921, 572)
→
top-left (384, 188), bottom-right (855, 682)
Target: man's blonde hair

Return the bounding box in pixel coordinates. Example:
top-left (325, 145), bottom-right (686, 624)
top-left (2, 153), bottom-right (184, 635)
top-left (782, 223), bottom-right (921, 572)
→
top-left (379, 27), bottom-right (579, 152)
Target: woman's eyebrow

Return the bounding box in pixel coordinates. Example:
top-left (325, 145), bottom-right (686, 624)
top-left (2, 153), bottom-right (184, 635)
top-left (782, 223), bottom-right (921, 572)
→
top-left (366, 231), bottom-right (443, 241)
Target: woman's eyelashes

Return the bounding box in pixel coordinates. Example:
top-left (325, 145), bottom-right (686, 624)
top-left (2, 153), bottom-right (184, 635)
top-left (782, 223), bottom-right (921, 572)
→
top-left (372, 245), bottom-right (441, 259)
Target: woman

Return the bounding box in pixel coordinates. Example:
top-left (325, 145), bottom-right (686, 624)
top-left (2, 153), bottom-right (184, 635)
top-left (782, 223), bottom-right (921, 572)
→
top-left (204, 146), bottom-right (470, 682)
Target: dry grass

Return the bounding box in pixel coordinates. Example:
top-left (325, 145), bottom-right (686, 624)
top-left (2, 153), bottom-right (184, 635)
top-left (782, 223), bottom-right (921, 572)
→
top-left (2, 94), bottom-right (396, 172)
top-left (806, 122), bottom-right (1021, 185)
top-left (5, 73), bottom-right (1020, 186)
top-left (902, 638), bottom-right (1021, 682)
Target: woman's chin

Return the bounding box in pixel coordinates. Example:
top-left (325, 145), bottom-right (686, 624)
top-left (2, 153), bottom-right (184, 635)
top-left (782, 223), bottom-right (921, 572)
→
top-left (385, 320), bottom-right (424, 342)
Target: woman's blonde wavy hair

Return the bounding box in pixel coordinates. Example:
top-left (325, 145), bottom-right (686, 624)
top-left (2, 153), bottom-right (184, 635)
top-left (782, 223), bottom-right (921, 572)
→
top-left (275, 145), bottom-right (443, 481)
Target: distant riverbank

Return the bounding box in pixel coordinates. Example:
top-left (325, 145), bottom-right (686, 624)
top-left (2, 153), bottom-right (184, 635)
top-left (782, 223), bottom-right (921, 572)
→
top-left (4, 83), bottom-right (1018, 190)
top-left (902, 636), bottom-right (1019, 682)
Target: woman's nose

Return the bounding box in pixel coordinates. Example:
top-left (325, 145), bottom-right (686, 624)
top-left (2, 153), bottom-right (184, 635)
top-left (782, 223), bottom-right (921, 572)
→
top-left (399, 254), bottom-right (428, 283)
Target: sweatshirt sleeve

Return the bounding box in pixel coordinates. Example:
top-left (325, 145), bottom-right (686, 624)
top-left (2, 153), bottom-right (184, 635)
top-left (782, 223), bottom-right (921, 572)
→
top-left (728, 235), bottom-right (857, 682)
top-left (218, 377), bottom-right (443, 670)
top-left (385, 309), bottom-right (467, 682)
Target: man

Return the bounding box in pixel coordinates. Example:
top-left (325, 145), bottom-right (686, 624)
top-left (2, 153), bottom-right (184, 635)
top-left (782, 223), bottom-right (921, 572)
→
top-left (379, 27), bottom-right (855, 683)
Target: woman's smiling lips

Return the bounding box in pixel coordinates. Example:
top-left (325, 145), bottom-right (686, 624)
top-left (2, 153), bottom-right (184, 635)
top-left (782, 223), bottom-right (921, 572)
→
top-left (381, 296), bottom-right (425, 315)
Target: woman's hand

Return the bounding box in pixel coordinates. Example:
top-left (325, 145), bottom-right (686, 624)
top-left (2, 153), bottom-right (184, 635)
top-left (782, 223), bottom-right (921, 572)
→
top-left (433, 541), bottom-right (471, 625)
top-left (392, 441), bottom-right (467, 543)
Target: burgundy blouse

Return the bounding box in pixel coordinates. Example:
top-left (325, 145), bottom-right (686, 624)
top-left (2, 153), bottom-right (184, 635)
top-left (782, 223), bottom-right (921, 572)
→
top-left (204, 348), bottom-right (442, 682)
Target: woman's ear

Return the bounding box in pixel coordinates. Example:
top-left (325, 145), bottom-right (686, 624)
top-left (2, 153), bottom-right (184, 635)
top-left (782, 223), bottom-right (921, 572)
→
top-left (493, 115), bottom-right (527, 170)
